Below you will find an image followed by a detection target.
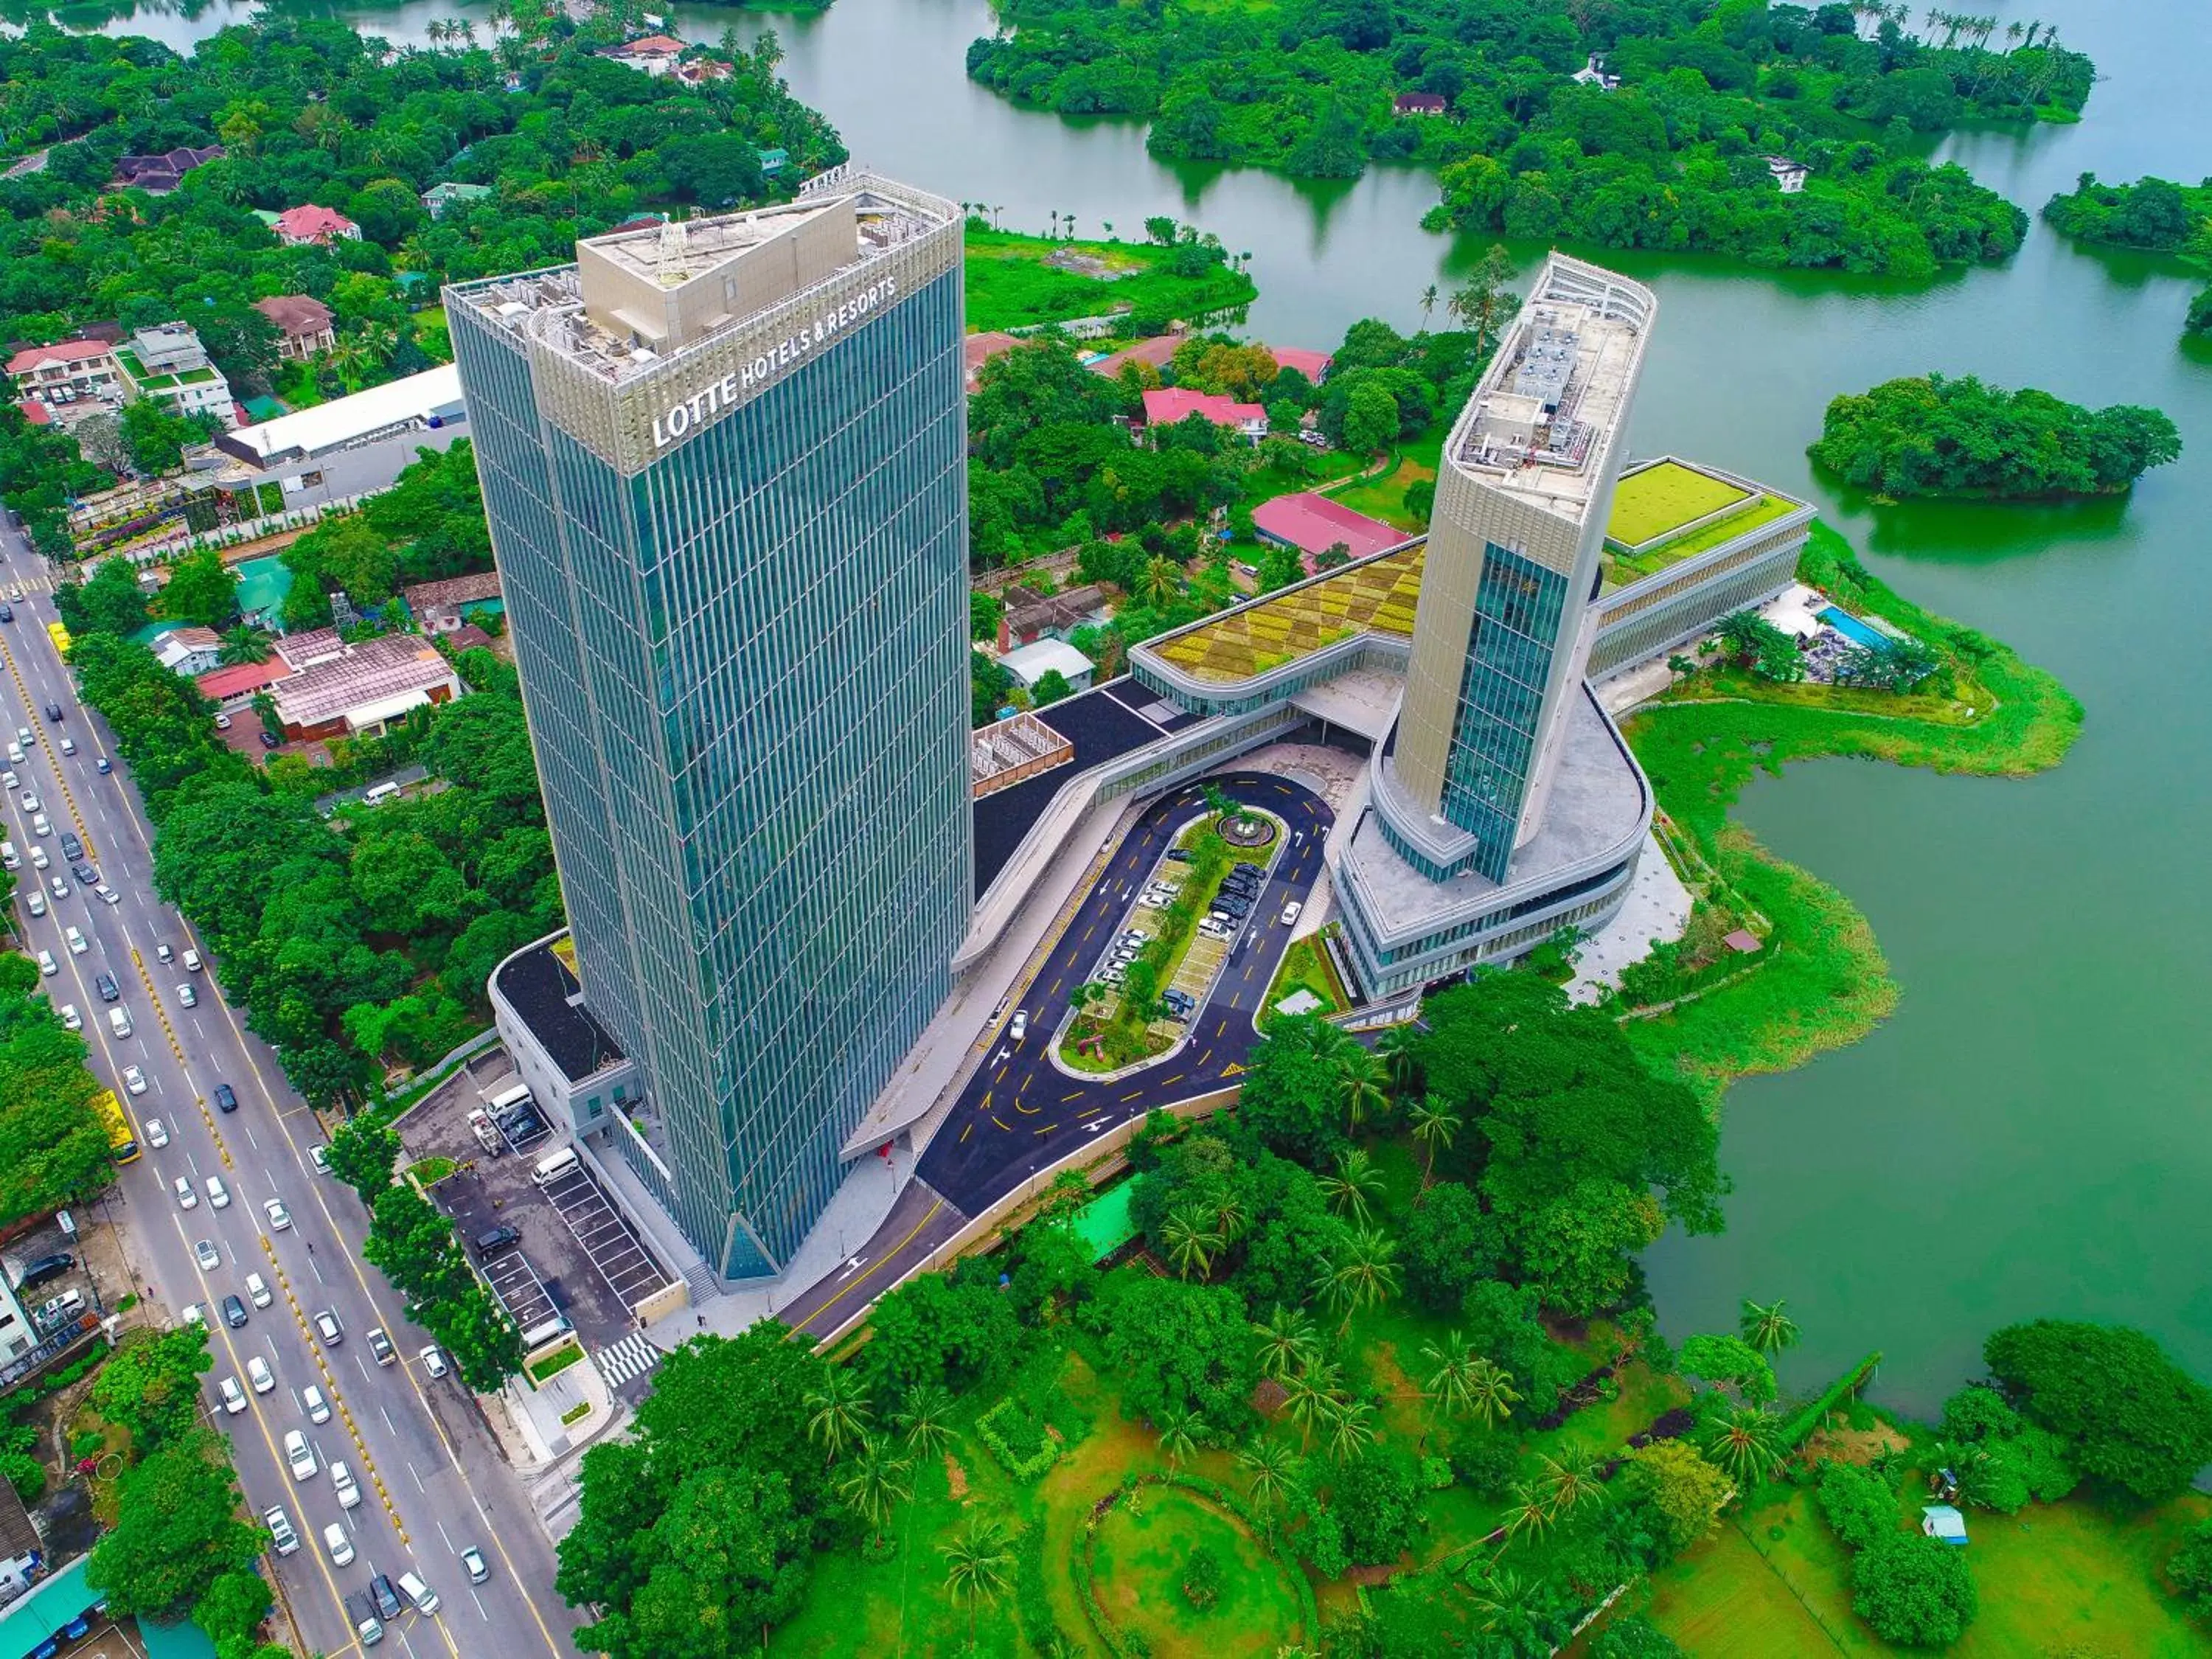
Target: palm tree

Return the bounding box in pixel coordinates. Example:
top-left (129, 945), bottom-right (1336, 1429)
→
top-left (1466, 1565), bottom-right (1543, 1638)
top-left (1237, 1437), bottom-right (1300, 1514)
top-left (1161, 1204), bottom-right (1225, 1280)
top-left (1316, 1226), bottom-right (1400, 1333)
top-left (1322, 1395), bottom-right (1378, 1463)
top-left (1535, 1447), bottom-right (1607, 1519)
top-left (1211, 1189), bottom-right (1247, 1243)
top-left (1700, 1403), bottom-right (1784, 1489)
top-left (1463, 1357), bottom-right (1522, 1430)
top-left (1319, 1147), bottom-right (1385, 1222)
top-left (425, 17), bottom-right (448, 44)
top-left (1739, 1298), bottom-right (1801, 1354)
top-left (804, 1368), bottom-right (872, 1461)
top-left (1374, 1021), bottom-right (1422, 1099)
top-left (1418, 283), bottom-right (1439, 325)
top-left (1335, 1046), bottom-right (1388, 1135)
top-left (836, 1435), bottom-right (914, 1545)
top-left (1281, 1357), bottom-right (1341, 1450)
top-left (218, 625), bottom-right (269, 666)
top-left (1252, 1304), bottom-right (1318, 1381)
top-left (894, 1383), bottom-right (956, 1456)
top-left (1136, 552), bottom-right (1182, 609)
top-left (1503, 1478), bottom-right (1556, 1541)
top-left (1408, 1095), bottom-right (1461, 1184)
top-left (1420, 1330), bottom-right (1481, 1416)
top-left (939, 1516), bottom-right (1015, 1647)
top-left (1156, 1405), bottom-right (1201, 1467)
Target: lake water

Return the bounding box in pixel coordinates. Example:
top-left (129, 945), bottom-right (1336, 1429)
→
top-left (77, 0), bottom-right (2212, 1411)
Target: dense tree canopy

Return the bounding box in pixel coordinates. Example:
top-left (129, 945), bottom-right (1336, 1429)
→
top-left (0, 958), bottom-right (115, 1225)
top-left (969, 0), bottom-right (2090, 276)
top-left (1809, 373), bottom-right (2183, 498)
top-left (1983, 1320), bottom-right (2212, 1503)
top-left (2043, 172), bottom-right (2212, 253)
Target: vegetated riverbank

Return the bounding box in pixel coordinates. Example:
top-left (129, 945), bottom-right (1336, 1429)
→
top-left (964, 221), bottom-right (1255, 334)
top-left (1618, 521), bottom-right (2083, 1105)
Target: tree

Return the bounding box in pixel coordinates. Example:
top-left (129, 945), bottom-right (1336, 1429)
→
top-left (1819, 1459), bottom-right (1902, 1548)
top-left (1402, 1182), bottom-right (1496, 1312)
top-left (1851, 1533), bottom-right (1979, 1646)
top-left (835, 1436), bottom-right (913, 1545)
top-left (1408, 1095), bottom-right (1461, 1184)
top-left (1315, 1225), bottom-right (1400, 1333)
top-left (939, 1516), bottom-right (1015, 1647)
top-left (1984, 1320), bottom-right (2212, 1502)
top-left (1252, 1304), bottom-right (1318, 1381)
top-left (1461, 1357), bottom-right (1523, 1430)
top-left (1029, 667), bottom-right (1074, 707)
top-left (1237, 1436), bottom-right (1301, 1515)
top-left (1419, 1331), bottom-right (1483, 1417)
top-left (158, 547), bottom-right (242, 629)
top-left (1628, 1440), bottom-right (1735, 1555)
top-left (1339, 380), bottom-right (1399, 456)
top-left (1157, 1405), bottom-right (1201, 1466)
top-left (804, 1367), bottom-right (874, 1462)
top-left (1161, 1204), bottom-right (1225, 1279)
top-left (1331, 1447), bottom-right (1425, 1563)
top-left (1091, 1276), bottom-right (1257, 1433)
top-left (1740, 1298), bottom-right (1801, 1354)
top-left (1699, 1404), bottom-right (1784, 1489)
top-left (1319, 1147), bottom-right (1385, 1222)
top-left (87, 1433), bottom-right (267, 1620)
top-left (89, 1326), bottom-right (213, 1453)
top-left (56, 557), bottom-right (151, 640)
top-left (2167, 1517), bottom-right (2212, 1618)
top-left (583, 1464), bottom-right (814, 1659)
top-left (894, 1383), bottom-right (957, 1456)
top-left (191, 1565), bottom-right (274, 1652)
top-left (1335, 1045), bottom-right (1388, 1135)
top-left (1680, 1333), bottom-right (1779, 1405)
top-left (1322, 1396), bottom-right (1380, 1464)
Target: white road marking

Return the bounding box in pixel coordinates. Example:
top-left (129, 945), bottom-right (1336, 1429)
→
top-left (471, 1589), bottom-right (489, 1621)
top-left (435, 1520), bottom-right (453, 1552)
top-left (242, 1120), bottom-right (260, 1150)
top-left (308, 1254), bottom-right (325, 1286)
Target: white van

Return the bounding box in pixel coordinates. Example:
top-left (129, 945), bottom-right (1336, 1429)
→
top-left (362, 781), bottom-right (402, 807)
top-left (532, 1147), bottom-right (578, 1186)
top-left (108, 1006), bottom-right (132, 1039)
top-left (397, 1571), bottom-right (441, 1615)
top-left (0, 839), bottom-right (15, 870)
top-left (486, 1082), bottom-right (533, 1116)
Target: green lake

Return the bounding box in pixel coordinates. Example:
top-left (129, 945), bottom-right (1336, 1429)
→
top-left (73, 0), bottom-right (2212, 1411)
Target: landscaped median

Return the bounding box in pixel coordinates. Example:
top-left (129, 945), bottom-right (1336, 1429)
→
top-left (1612, 521), bottom-right (2083, 1100)
top-left (1058, 803), bottom-right (1283, 1074)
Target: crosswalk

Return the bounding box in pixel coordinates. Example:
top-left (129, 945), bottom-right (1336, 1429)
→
top-left (593, 1330), bottom-right (664, 1391)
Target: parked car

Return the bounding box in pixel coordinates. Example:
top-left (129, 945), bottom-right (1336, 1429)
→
top-left (473, 1224), bottom-right (521, 1259)
top-left (265, 1506), bottom-right (299, 1557)
top-left (13, 1253), bottom-right (72, 1292)
top-left (420, 1346), bottom-right (449, 1379)
top-left (310, 1144), bottom-right (331, 1176)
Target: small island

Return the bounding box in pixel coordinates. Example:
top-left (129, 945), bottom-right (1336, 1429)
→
top-left (2042, 173), bottom-right (2212, 338)
top-left (1807, 373), bottom-right (2183, 498)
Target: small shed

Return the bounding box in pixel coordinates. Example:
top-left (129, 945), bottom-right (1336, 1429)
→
top-left (997, 639), bottom-right (1096, 695)
top-left (1921, 1504), bottom-right (1968, 1546)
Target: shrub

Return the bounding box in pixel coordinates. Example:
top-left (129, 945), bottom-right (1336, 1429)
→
top-left (1180, 1543), bottom-right (1222, 1612)
top-left (1447, 1432), bottom-right (1520, 1498)
top-left (975, 1397), bottom-right (1059, 1482)
top-left (1851, 1533), bottom-right (1979, 1646)
top-left (1938, 1385), bottom-right (2021, 1444)
top-left (1818, 1461), bottom-right (1900, 1551)
top-left (2168, 1517), bottom-right (2212, 1617)
top-left (1984, 1320), bottom-right (2212, 1503)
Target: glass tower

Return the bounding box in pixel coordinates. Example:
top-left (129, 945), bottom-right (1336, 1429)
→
top-left (446, 173), bottom-right (970, 1280)
top-left (1387, 256), bottom-right (1656, 884)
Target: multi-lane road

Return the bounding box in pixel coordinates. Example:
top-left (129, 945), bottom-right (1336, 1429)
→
top-left (782, 769), bottom-right (1335, 1338)
top-left (0, 526), bottom-right (577, 1659)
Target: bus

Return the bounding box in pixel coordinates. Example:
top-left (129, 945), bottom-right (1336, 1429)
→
top-left (90, 1089), bottom-right (138, 1165)
top-left (45, 619), bottom-right (70, 658)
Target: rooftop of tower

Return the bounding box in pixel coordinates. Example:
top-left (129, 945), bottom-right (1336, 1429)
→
top-left (448, 168), bottom-right (956, 387)
top-left (1448, 254), bottom-right (1656, 528)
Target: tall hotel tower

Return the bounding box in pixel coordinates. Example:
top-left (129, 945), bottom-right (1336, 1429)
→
top-left (447, 173), bottom-right (970, 1281)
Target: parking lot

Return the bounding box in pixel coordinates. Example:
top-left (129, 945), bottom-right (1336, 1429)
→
top-left (397, 1060), bottom-right (663, 1360)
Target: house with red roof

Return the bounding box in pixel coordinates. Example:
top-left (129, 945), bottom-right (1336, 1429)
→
top-left (195, 659), bottom-right (291, 706)
top-left (271, 204), bottom-right (362, 247)
top-left (1088, 333), bottom-right (1183, 380)
top-left (1263, 346), bottom-right (1333, 385)
top-left (7, 338), bottom-right (123, 413)
top-left (964, 330), bottom-right (1026, 389)
top-left (1141, 386), bottom-right (1268, 445)
top-left (606, 34), bottom-right (687, 74)
top-left (1252, 491), bottom-right (1407, 568)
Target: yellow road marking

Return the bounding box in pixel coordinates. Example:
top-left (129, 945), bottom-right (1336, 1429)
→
top-left (788, 1197), bottom-right (945, 1333)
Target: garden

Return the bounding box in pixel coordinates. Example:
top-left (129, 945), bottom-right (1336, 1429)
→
top-left (963, 218), bottom-right (1256, 335)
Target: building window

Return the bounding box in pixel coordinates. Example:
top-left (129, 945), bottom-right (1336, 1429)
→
top-left (587, 1095), bottom-right (602, 1116)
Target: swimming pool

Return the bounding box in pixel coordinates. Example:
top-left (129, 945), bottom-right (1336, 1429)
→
top-left (1820, 605), bottom-right (1891, 651)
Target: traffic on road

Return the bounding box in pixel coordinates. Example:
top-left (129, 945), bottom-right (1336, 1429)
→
top-left (0, 524), bottom-right (577, 1659)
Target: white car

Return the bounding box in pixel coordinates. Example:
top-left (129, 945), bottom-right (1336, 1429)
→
top-left (1007, 1010), bottom-right (1028, 1043)
top-left (192, 1239), bottom-right (219, 1270)
top-left (204, 1175), bottom-right (229, 1209)
top-left (323, 1522), bottom-right (355, 1568)
top-left (283, 1430), bottom-right (317, 1482)
top-left (173, 1177), bottom-right (198, 1210)
top-left (181, 1302), bottom-right (205, 1326)
top-left (420, 1346), bottom-right (449, 1379)
top-left (214, 713), bottom-right (232, 730)
top-left (28, 845), bottom-right (46, 869)
top-left (1280, 900), bottom-right (1302, 925)
top-left (63, 925), bottom-right (85, 955)
top-left (24, 888), bottom-right (43, 917)
top-left (309, 1144), bottom-right (330, 1177)
top-left (95, 884), bottom-right (118, 905)
top-left (329, 1460), bottom-right (360, 1509)
top-left (58, 1002), bottom-right (78, 1031)
top-left (34, 950), bottom-right (54, 977)
top-left (302, 1383), bottom-right (331, 1425)
top-left (183, 949), bottom-right (201, 972)
top-left (29, 813), bottom-right (49, 838)
top-left (46, 875), bottom-right (66, 899)
top-left (145, 1116), bottom-right (167, 1147)
top-left (122, 1065), bottom-right (147, 1096)
top-left (263, 1197), bottom-right (291, 1231)
top-left (247, 1355), bottom-right (274, 1394)
top-left (218, 1376), bottom-right (247, 1415)
top-left (175, 983), bottom-right (197, 1008)
top-left (57, 737), bottom-right (73, 756)
top-left (245, 1271), bottom-right (270, 1309)
top-left (18, 791), bottom-right (37, 813)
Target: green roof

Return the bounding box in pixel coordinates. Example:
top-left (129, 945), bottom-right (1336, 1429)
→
top-left (1070, 1175), bottom-right (1147, 1262)
top-left (0, 1555), bottom-right (99, 1649)
top-left (1603, 492), bottom-right (1798, 589)
top-left (1155, 544), bottom-right (1424, 684)
top-left (1607, 459), bottom-right (1750, 549)
top-left (138, 1612), bottom-right (221, 1659)
top-left (234, 553), bottom-right (293, 621)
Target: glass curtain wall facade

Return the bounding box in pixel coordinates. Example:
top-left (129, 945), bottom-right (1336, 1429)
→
top-left (449, 186), bottom-right (970, 1281)
top-left (1436, 545), bottom-right (1568, 882)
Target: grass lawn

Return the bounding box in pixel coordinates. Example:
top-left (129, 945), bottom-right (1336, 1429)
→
top-left (1090, 1484), bottom-right (1307, 1655)
top-left (1261, 933), bottom-right (1347, 1023)
top-left (1607, 459), bottom-right (1750, 548)
top-left (1604, 493), bottom-right (1798, 587)
top-left (1648, 1486), bottom-right (2212, 1656)
top-left (964, 226), bottom-right (1257, 333)
top-left (1618, 522), bottom-right (2082, 1102)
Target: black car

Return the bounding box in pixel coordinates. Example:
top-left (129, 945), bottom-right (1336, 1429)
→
top-left (474, 1224), bottom-right (521, 1259)
top-left (500, 1107), bottom-right (545, 1138)
top-left (42, 703), bottom-right (60, 723)
top-left (221, 1294), bottom-right (248, 1329)
top-left (1165, 849), bottom-right (1192, 863)
top-left (94, 972), bottom-right (119, 1003)
top-left (12, 1252), bottom-right (73, 1292)
top-left (257, 731), bottom-right (281, 750)
top-left (94, 758), bottom-right (111, 774)
top-left (58, 832), bottom-right (81, 860)
top-left (0, 604), bottom-right (12, 623)
top-left (1216, 896), bottom-right (1252, 917)
top-left (212, 1083), bottom-right (237, 1113)
top-left (70, 861), bottom-right (96, 886)
top-left (369, 1575), bottom-right (403, 1621)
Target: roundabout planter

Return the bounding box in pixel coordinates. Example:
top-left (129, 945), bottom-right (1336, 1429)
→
top-left (1214, 810), bottom-right (1276, 849)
